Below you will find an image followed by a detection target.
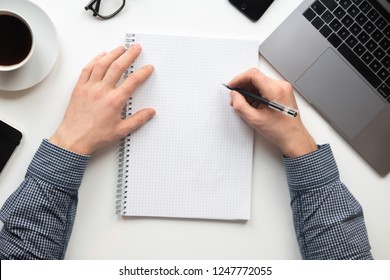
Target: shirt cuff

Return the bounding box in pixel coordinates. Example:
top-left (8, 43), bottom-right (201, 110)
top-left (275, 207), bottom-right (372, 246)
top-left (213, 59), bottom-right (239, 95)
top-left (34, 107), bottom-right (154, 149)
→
top-left (27, 139), bottom-right (91, 191)
top-left (283, 144), bottom-right (340, 192)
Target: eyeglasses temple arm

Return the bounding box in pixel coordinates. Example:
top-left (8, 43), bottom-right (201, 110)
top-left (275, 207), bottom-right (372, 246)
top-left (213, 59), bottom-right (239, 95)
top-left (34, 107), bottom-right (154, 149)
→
top-left (84, 0), bottom-right (101, 17)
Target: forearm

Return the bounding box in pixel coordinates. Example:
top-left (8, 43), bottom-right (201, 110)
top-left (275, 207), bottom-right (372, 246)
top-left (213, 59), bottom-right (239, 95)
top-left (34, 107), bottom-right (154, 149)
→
top-left (283, 144), bottom-right (372, 260)
top-left (0, 140), bottom-right (89, 259)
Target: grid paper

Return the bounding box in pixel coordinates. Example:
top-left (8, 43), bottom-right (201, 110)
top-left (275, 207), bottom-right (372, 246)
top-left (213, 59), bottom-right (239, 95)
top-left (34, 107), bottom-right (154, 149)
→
top-left (120, 33), bottom-right (258, 220)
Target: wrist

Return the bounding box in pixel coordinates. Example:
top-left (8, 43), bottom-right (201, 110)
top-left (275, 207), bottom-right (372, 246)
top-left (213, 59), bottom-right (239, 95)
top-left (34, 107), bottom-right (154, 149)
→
top-left (49, 129), bottom-right (92, 156)
top-left (280, 132), bottom-right (318, 158)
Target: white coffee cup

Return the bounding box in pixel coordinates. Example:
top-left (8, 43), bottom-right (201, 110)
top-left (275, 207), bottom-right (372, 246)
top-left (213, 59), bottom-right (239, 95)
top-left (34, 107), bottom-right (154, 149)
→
top-left (0, 10), bottom-right (34, 72)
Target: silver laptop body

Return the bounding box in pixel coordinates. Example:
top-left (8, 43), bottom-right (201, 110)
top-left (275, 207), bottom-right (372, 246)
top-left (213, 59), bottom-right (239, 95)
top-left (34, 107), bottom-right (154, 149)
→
top-left (259, 0), bottom-right (390, 176)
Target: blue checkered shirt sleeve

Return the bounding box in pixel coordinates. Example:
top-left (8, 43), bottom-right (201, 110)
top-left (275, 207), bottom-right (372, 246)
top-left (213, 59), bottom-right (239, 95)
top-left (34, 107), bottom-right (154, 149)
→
top-left (0, 140), bottom-right (90, 259)
top-left (283, 144), bottom-right (373, 259)
top-left (0, 140), bottom-right (372, 260)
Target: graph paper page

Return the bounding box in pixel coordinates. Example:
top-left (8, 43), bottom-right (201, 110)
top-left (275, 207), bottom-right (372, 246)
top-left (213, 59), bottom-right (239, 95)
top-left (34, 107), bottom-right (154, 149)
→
top-left (120, 33), bottom-right (258, 220)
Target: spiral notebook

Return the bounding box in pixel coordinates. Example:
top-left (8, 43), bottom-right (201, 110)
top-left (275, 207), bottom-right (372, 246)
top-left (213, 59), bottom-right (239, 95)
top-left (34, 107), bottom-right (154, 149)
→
top-left (117, 33), bottom-right (258, 220)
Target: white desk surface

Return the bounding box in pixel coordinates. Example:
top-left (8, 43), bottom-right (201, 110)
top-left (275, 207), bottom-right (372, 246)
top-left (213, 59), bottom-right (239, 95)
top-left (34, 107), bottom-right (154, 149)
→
top-left (0, 0), bottom-right (389, 260)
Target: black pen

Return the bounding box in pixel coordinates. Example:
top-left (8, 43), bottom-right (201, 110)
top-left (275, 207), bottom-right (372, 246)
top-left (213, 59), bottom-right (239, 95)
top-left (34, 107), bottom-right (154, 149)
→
top-left (222, 83), bottom-right (298, 118)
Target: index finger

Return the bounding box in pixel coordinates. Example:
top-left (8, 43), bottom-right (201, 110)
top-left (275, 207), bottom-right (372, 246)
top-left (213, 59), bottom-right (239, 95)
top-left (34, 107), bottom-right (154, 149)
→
top-left (228, 68), bottom-right (275, 99)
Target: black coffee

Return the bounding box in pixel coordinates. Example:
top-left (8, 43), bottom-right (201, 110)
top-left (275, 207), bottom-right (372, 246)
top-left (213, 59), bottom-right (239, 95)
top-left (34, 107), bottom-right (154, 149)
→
top-left (0, 15), bottom-right (33, 66)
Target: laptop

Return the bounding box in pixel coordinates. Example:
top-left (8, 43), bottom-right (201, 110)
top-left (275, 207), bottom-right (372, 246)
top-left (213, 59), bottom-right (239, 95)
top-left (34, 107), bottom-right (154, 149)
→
top-left (259, 0), bottom-right (390, 176)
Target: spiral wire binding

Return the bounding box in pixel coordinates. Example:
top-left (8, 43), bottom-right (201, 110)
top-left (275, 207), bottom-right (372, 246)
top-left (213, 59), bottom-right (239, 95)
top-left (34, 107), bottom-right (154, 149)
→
top-left (116, 33), bottom-right (136, 215)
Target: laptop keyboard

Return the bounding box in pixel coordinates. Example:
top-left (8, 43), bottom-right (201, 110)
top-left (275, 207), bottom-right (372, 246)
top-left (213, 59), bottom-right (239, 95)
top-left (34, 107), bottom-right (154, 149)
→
top-left (303, 0), bottom-right (390, 103)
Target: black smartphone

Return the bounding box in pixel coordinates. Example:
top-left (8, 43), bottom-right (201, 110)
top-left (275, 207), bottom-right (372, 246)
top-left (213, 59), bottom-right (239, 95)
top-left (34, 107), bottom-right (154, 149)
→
top-left (229, 0), bottom-right (274, 21)
top-left (0, 120), bottom-right (22, 173)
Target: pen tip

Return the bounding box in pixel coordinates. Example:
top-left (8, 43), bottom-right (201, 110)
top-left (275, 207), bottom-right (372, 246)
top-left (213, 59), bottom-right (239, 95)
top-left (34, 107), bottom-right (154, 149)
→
top-left (222, 83), bottom-right (230, 89)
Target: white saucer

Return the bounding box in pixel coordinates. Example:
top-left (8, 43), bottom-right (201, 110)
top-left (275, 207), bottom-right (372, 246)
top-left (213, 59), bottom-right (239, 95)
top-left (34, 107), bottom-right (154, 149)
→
top-left (0, 0), bottom-right (59, 91)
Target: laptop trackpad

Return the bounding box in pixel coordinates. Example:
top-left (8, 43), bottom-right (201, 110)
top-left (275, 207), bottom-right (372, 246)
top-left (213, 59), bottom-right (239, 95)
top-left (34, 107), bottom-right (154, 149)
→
top-left (296, 48), bottom-right (384, 139)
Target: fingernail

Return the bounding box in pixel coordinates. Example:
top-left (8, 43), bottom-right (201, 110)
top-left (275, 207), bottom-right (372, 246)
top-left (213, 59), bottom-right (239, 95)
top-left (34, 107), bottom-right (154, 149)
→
top-left (146, 108), bottom-right (156, 119)
top-left (95, 51), bottom-right (106, 59)
top-left (132, 43), bottom-right (142, 50)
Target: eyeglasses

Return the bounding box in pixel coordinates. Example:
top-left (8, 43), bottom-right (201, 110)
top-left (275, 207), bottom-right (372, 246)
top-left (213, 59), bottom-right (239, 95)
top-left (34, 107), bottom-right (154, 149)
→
top-left (85, 0), bottom-right (126, 20)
